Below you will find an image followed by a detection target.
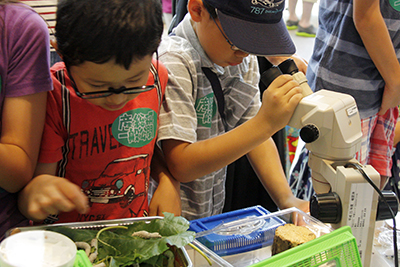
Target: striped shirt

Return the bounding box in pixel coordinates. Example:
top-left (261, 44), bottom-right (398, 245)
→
top-left (21, 0), bottom-right (56, 51)
top-left (307, 0), bottom-right (400, 119)
top-left (156, 14), bottom-right (261, 220)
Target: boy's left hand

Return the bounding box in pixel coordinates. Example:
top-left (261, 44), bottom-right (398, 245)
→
top-left (379, 82), bottom-right (400, 115)
top-left (149, 176), bottom-right (181, 217)
top-left (279, 195), bottom-right (310, 214)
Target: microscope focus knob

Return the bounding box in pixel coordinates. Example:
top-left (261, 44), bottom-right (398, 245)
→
top-left (300, 124), bottom-right (319, 143)
top-left (310, 192), bottom-right (342, 224)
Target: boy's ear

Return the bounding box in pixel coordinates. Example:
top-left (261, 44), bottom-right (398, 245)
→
top-left (188, 0), bottom-right (205, 22)
top-left (50, 39), bottom-right (63, 60)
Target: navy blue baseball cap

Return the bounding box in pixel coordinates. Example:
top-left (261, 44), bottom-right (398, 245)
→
top-left (203, 0), bottom-right (296, 56)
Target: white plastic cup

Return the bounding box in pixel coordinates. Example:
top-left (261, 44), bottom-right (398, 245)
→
top-left (0, 230), bottom-right (77, 267)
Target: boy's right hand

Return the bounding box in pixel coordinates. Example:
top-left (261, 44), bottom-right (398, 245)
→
top-left (19, 174), bottom-right (89, 221)
top-left (258, 74), bottom-right (303, 134)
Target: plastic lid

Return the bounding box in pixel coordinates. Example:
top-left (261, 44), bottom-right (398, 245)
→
top-left (0, 230), bottom-right (77, 267)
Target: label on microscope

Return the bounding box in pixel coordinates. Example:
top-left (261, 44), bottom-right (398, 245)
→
top-left (346, 105), bottom-right (358, 117)
top-left (347, 183), bottom-right (374, 263)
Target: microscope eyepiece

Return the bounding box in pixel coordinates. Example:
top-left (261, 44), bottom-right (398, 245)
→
top-left (260, 66), bottom-right (282, 88)
top-left (278, 58), bottom-right (298, 75)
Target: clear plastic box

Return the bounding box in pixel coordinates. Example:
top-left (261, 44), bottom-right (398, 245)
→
top-left (186, 207), bottom-right (334, 267)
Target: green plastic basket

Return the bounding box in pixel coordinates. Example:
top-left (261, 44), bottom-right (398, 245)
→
top-left (248, 226), bottom-right (362, 267)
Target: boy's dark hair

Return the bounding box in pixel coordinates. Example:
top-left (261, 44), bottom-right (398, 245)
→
top-left (202, 0), bottom-right (217, 19)
top-left (56, 0), bottom-right (163, 70)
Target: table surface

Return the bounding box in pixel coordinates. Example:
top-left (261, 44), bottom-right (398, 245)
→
top-left (372, 220), bottom-right (398, 267)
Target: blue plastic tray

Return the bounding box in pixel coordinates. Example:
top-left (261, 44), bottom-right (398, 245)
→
top-left (189, 206), bottom-right (285, 256)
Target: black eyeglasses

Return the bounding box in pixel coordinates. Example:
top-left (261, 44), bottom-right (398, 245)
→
top-left (72, 71), bottom-right (159, 99)
top-left (211, 10), bottom-right (242, 52)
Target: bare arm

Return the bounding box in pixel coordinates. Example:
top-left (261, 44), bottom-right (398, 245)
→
top-left (394, 120), bottom-right (400, 147)
top-left (149, 146), bottom-right (181, 216)
top-left (18, 162), bottom-right (89, 221)
top-left (247, 138), bottom-right (309, 213)
top-left (354, 0), bottom-right (400, 114)
top-left (162, 117), bottom-right (270, 183)
top-left (162, 75), bottom-right (303, 182)
top-left (0, 92), bottom-right (47, 193)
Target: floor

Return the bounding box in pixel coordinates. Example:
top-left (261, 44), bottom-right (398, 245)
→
top-left (283, 1), bottom-right (319, 62)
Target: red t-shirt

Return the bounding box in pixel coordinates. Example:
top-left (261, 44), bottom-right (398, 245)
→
top-left (38, 60), bottom-right (167, 224)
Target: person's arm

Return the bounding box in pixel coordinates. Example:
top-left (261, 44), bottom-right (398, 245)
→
top-left (162, 74), bottom-right (303, 182)
top-left (353, 0), bottom-right (400, 115)
top-left (148, 146), bottom-right (181, 216)
top-left (0, 6), bottom-right (53, 193)
top-left (18, 162), bottom-right (89, 221)
top-left (247, 138), bottom-right (309, 213)
top-left (394, 120), bottom-right (400, 147)
top-left (0, 92), bottom-right (47, 193)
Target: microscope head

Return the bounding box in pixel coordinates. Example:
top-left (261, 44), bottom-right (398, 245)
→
top-left (289, 89), bottom-right (362, 161)
top-left (260, 58), bottom-right (362, 161)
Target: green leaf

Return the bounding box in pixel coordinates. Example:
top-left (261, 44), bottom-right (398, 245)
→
top-left (49, 213), bottom-right (195, 267)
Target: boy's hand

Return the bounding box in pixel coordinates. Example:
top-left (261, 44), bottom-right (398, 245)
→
top-left (379, 82), bottom-right (400, 115)
top-left (149, 176), bottom-right (181, 217)
top-left (279, 195), bottom-right (310, 214)
top-left (258, 75), bottom-right (303, 134)
top-left (19, 174), bottom-right (89, 221)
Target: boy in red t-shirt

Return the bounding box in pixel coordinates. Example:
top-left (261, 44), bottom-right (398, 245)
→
top-left (18, 0), bottom-right (181, 224)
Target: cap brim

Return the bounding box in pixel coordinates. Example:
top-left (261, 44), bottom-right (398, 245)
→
top-left (218, 12), bottom-right (296, 56)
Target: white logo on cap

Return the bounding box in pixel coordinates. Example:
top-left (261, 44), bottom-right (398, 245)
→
top-left (252, 0), bottom-right (284, 8)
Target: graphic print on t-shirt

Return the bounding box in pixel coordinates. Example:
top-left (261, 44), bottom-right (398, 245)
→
top-left (42, 108), bottom-right (156, 224)
top-left (42, 153), bottom-right (150, 224)
top-left (81, 154), bottom-right (149, 209)
top-left (112, 108), bottom-right (157, 147)
top-left (390, 0), bottom-right (400, 11)
top-left (195, 93), bottom-right (217, 127)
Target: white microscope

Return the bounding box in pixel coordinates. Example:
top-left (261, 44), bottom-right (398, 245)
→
top-left (261, 59), bottom-right (398, 267)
